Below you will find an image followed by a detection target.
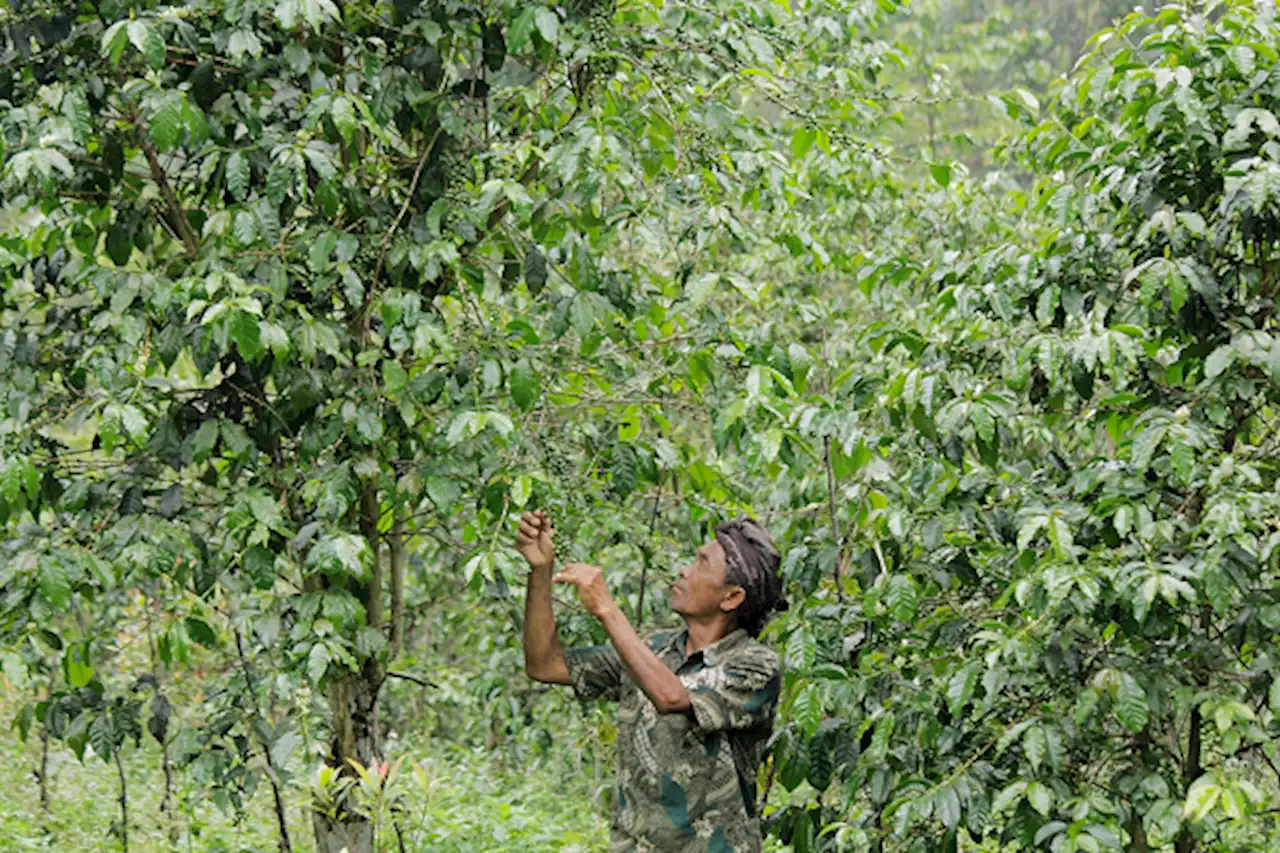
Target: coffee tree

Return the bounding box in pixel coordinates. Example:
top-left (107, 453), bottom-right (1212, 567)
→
top-left (703, 3), bottom-right (1280, 852)
top-left (0, 0), bottom-right (901, 850)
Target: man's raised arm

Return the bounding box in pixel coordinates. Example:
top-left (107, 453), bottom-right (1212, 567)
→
top-left (518, 511), bottom-right (571, 684)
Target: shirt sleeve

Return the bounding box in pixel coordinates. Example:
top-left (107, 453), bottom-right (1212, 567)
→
top-left (563, 643), bottom-right (624, 702)
top-left (682, 645), bottom-right (781, 733)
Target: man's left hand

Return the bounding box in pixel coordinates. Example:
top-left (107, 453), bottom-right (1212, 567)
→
top-left (552, 563), bottom-right (615, 618)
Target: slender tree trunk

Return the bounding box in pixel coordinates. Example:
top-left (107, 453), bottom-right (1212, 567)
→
top-left (38, 722), bottom-right (50, 811)
top-left (824, 436), bottom-right (845, 602)
top-left (1127, 808), bottom-right (1149, 853)
top-left (234, 625), bottom-right (294, 853)
top-left (312, 666), bottom-right (381, 853)
top-left (142, 583), bottom-right (176, 840)
top-left (636, 474), bottom-right (663, 627)
top-left (114, 750), bottom-right (129, 853)
top-left (1175, 706), bottom-right (1202, 853)
top-left (389, 502), bottom-right (406, 657)
top-left (312, 484), bottom-right (387, 853)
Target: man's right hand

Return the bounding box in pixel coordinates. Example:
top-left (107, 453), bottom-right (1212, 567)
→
top-left (516, 511), bottom-right (556, 572)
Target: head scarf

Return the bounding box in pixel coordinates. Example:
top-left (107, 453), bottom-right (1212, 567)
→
top-left (715, 516), bottom-right (787, 637)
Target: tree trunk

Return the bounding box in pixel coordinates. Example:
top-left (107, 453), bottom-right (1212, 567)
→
top-left (1127, 808), bottom-right (1149, 853)
top-left (38, 722), bottom-right (50, 811)
top-left (389, 503), bottom-right (406, 657)
top-left (114, 750), bottom-right (129, 853)
top-left (1175, 706), bottom-right (1202, 853)
top-left (311, 664), bottom-right (382, 853)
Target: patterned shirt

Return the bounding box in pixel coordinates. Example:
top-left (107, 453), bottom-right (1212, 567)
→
top-left (563, 628), bottom-right (782, 853)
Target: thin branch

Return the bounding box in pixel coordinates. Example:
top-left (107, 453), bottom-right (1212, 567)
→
top-left (386, 671), bottom-right (439, 689)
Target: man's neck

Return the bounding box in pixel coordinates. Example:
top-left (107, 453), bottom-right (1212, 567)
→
top-left (683, 614), bottom-right (738, 657)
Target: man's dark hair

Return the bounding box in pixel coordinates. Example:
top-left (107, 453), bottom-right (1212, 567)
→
top-left (715, 517), bottom-right (788, 638)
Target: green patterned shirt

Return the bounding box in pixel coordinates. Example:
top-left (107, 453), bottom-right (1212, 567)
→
top-left (563, 628), bottom-right (782, 853)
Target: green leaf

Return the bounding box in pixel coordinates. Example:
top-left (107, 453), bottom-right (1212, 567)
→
top-left (38, 556), bottom-right (71, 609)
top-left (1114, 672), bottom-right (1149, 733)
top-left (332, 95), bottom-right (358, 144)
top-left (533, 8), bottom-right (559, 44)
top-left (307, 534), bottom-right (371, 581)
top-left (226, 151), bottom-right (250, 202)
top-left (792, 127), bottom-right (817, 159)
top-left (1024, 725), bottom-right (1047, 774)
top-left (64, 644), bottom-right (93, 689)
top-left (89, 714), bottom-right (114, 762)
top-left (355, 406), bottom-right (384, 443)
top-left (191, 419), bottom-right (219, 462)
top-left (509, 8), bottom-right (537, 52)
top-left (309, 230), bottom-right (338, 273)
top-left (992, 781), bottom-right (1027, 815)
top-left (885, 575), bottom-right (917, 622)
top-left (382, 360), bottom-right (408, 395)
top-left (229, 311), bottom-right (263, 361)
top-left (946, 664), bottom-right (977, 718)
top-left (930, 162), bottom-right (952, 187)
top-left (1205, 344), bottom-right (1235, 379)
top-left (185, 617), bottom-right (218, 648)
top-left (1185, 774), bottom-right (1220, 823)
top-left (1026, 781), bottom-right (1053, 817)
top-left (150, 101), bottom-right (183, 151)
top-left (611, 444), bottom-right (637, 500)
top-left (244, 545), bottom-right (276, 589)
top-left (793, 683), bottom-right (822, 736)
top-left (143, 27), bottom-right (166, 69)
top-left (234, 210), bottom-right (258, 244)
top-left (106, 223), bottom-right (133, 266)
top-left (355, 626), bottom-right (386, 659)
top-left (1048, 516), bottom-right (1074, 562)
top-left (307, 642), bottom-right (330, 684)
top-left (510, 360), bottom-right (540, 411)
top-left (254, 198), bottom-right (282, 247)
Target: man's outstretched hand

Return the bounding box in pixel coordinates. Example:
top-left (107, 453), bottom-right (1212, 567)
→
top-left (516, 511), bottom-right (556, 572)
top-left (553, 563), bottom-right (616, 619)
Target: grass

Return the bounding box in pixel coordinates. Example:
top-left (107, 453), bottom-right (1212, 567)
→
top-left (0, 718), bottom-right (609, 852)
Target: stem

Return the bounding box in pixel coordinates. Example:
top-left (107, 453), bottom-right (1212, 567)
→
top-left (360, 481), bottom-right (384, 630)
top-left (389, 501), bottom-right (406, 657)
top-left (136, 128), bottom-right (198, 257)
top-left (824, 436), bottom-right (845, 603)
top-left (636, 474), bottom-right (663, 627)
top-left (1175, 705), bottom-right (1201, 853)
top-left (114, 750), bottom-right (129, 853)
top-left (141, 584), bottom-right (175, 832)
top-left (39, 721), bottom-right (50, 812)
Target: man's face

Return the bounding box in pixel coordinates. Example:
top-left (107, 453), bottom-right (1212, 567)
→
top-left (671, 540), bottom-right (741, 619)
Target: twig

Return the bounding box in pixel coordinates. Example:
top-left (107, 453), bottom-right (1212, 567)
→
top-left (386, 671), bottom-right (439, 689)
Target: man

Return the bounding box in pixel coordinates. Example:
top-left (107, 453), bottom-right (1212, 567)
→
top-left (517, 510), bottom-right (788, 853)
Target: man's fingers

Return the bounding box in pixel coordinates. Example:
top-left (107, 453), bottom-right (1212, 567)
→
top-left (551, 572), bottom-right (569, 583)
top-left (518, 520), bottom-right (539, 538)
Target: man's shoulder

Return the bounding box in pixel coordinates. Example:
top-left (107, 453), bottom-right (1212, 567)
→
top-left (721, 636), bottom-right (781, 674)
top-left (642, 629), bottom-right (682, 653)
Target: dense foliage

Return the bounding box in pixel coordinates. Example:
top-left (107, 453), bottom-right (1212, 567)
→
top-left (6, 0), bottom-right (1280, 851)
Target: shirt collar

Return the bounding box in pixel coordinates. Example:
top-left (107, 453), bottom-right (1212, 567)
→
top-left (672, 627), bottom-right (749, 666)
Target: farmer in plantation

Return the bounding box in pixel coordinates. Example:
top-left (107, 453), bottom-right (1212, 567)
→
top-left (517, 510), bottom-right (786, 853)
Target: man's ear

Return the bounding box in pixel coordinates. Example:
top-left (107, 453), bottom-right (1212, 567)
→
top-left (720, 585), bottom-right (746, 613)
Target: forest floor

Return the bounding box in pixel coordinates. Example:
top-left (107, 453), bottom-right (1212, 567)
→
top-left (0, 717), bottom-right (610, 852)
